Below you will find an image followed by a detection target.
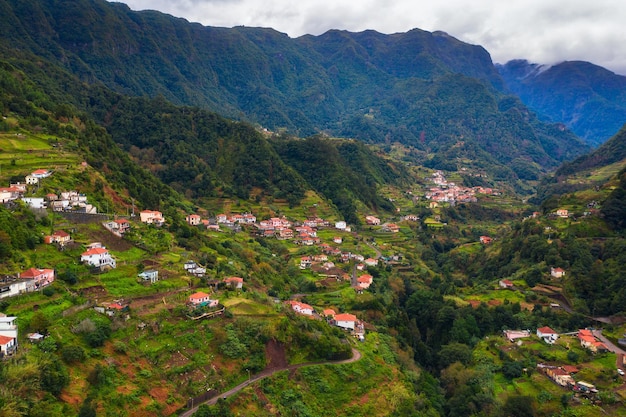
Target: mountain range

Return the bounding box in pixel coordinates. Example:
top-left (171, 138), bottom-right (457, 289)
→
top-left (0, 0), bottom-right (601, 186)
top-left (498, 59), bottom-right (626, 147)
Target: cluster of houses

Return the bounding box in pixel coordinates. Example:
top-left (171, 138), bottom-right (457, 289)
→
top-left (365, 215), bottom-right (400, 233)
top-left (0, 268), bottom-right (55, 299)
top-left (539, 364), bottom-right (598, 394)
top-left (504, 327), bottom-right (610, 354)
top-left (286, 301), bottom-right (365, 340)
top-left (425, 171), bottom-right (497, 205)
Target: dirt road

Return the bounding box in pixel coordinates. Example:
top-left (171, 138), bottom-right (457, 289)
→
top-left (179, 348), bottom-right (362, 417)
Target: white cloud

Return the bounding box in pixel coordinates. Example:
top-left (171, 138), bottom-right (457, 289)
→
top-left (121, 0), bottom-right (626, 75)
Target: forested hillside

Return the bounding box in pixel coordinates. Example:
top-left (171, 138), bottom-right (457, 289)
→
top-left (0, 0), bottom-right (590, 183)
top-left (498, 60), bottom-right (626, 146)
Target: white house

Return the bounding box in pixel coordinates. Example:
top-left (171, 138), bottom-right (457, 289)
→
top-left (81, 247), bottom-right (116, 269)
top-left (138, 270), bottom-right (158, 284)
top-left (21, 197), bottom-right (47, 209)
top-left (0, 316), bottom-right (17, 355)
top-left (288, 300), bottom-right (314, 316)
top-left (30, 169), bottom-right (51, 179)
top-left (550, 267), bottom-right (566, 278)
top-left (334, 313), bottom-right (357, 330)
top-left (189, 292), bottom-right (218, 307)
top-left (335, 221), bottom-right (347, 230)
top-left (537, 326), bottom-right (558, 344)
top-left (0, 276), bottom-right (33, 299)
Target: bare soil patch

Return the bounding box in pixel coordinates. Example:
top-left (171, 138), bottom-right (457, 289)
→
top-left (264, 339), bottom-right (287, 371)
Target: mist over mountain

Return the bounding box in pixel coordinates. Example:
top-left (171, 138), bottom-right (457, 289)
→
top-left (498, 59), bottom-right (626, 147)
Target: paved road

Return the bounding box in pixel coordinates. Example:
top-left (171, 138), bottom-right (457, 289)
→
top-left (179, 348), bottom-right (362, 417)
top-left (592, 329), bottom-right (626, 355)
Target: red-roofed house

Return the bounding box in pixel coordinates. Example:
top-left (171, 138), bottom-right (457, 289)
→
top-left (499, 279), bottom-right (513, 289)
top-left (31, 169), bottom-right (51, 178)
top-left (537, 326), bottom-right (558, 344)
top-left (550, 267), bottom-right (566, 278)
top-left (287, 300), bottom-right (314, 316)
top-left (44, 230), bottom-right (71, 245)
top-left (81, 247), bottom-right (116, 269)
top-left (20, 268), bottom-right (55, 288)
top-left (364, 258), bottom-right (378, 267)
top-left (357, 274), bottom-right (373, 289)
top-left (223, 276), bottom-right (244, 289)
top-left (365, 216), bottom-right (380, 225)
top-left (189, 292), bottom-right (218, 307)
top-left (322, 309), bottom-right (336, 318)
top-left (334, 313), bottom-right (357, 330)
top-left (300, 256), bottom-right (312, 270)
top-left (186, 214), bottom-right (201, 226)
top-left (0, 334), bottom-right (17, 356)
top-left (480, 236), bottom-right (493, 245)
top-left (578, 330), bottom-right (609, 353)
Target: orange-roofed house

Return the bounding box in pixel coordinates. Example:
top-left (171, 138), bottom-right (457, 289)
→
top-left (550, 267), bottom-right (566, 278)
top-left (186, 214), bottom-right (201, 226)
top-left (44, 230), bottom-right (71, 245)
top-left (0, 335), bottom-right (17, 356)
top-left (20, 268), bottom-right (55, 288)
top-left (364, 258), bottom-right (378, 267)
top-left (322, 309), bottom-right (336, 318)
top-left (334, 313), bottom-right (358, 330)
top-left (287, 300), bottom-right (314, 315)
top-left (537, 326), bottom-right (558, 344)
top-left (223, 276), bottom-right (244, 289)
top-left (357, 274), bottom-right (373, 289)
top-left (31, 169), bottom-right (51, 178)
top-left (81, 247), bottom-right (116, 268)
top-left (189, 292), bottom-right (218, 307)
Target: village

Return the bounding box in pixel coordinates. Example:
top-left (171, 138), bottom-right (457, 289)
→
top-left (0, 165), bottom-right (624, 414)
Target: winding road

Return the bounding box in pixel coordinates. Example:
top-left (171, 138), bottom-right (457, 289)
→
top-left (179, 348), bottom-right (362, 417)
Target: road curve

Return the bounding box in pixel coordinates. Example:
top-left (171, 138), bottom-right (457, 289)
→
top-left (180, 348), bottom-right (362, 417)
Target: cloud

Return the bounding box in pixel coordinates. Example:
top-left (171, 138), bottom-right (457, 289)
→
top-left (121, 0), bottom-right (626, 75)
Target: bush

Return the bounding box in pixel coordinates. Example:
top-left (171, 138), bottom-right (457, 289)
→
top-left (42, 286), bottom-right (55, 297)
top-left (61, 345), bottom-right (86, 363)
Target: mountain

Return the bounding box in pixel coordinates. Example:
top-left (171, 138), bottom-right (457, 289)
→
top-left (0, 0), bottom-right (590, 182)
top-left (498, 59), bottom-right (626, 146)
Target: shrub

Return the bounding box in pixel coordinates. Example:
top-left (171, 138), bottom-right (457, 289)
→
top-left (61, 345), bottom-right (86, 363)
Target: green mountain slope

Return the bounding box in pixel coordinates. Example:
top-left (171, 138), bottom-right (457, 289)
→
top-left (498, 59), bottom-right (626, 146)
top-left (0, 0), bottom-right (590, 180)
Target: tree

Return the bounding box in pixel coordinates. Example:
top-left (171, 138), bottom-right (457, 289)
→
top-left (501, 395), bottom-right (535, 417)
top-left (39, 356), bottom-right (69, 396)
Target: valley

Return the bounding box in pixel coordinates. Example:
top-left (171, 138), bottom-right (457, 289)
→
top-left (0, 1), bottom-right (624, 416)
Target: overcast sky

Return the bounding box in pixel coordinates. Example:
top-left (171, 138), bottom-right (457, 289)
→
top-left (121, 0), bottom-right (626, 75)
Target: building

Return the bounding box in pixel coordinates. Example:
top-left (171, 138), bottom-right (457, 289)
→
top-left (138, 270), bottom-right (159, 284)
top-left (334, 313), bottom-right (357, 330)
top-left (550, 267), bottom-right (566, 278)
top-left (189, 292), bottom-right (218, 307)
top-left (0, 316), bottom-right (17, 356)
top-left (140, 210), bottom-right (165, 226)
top-left (499, 279), bottom-right (513, 289)
top-left (19, 268), bottom-right (55, 289)
top-left (537, 326), bottom-right (558, 344)
top-left (223, 276), bottom-right (244, 289)
top-left (81, 247), bottom-right (116, 269)
top-left (186, 214), bottom-right (201, 226)
top-left (287, 300), bottom-right (314, 316)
